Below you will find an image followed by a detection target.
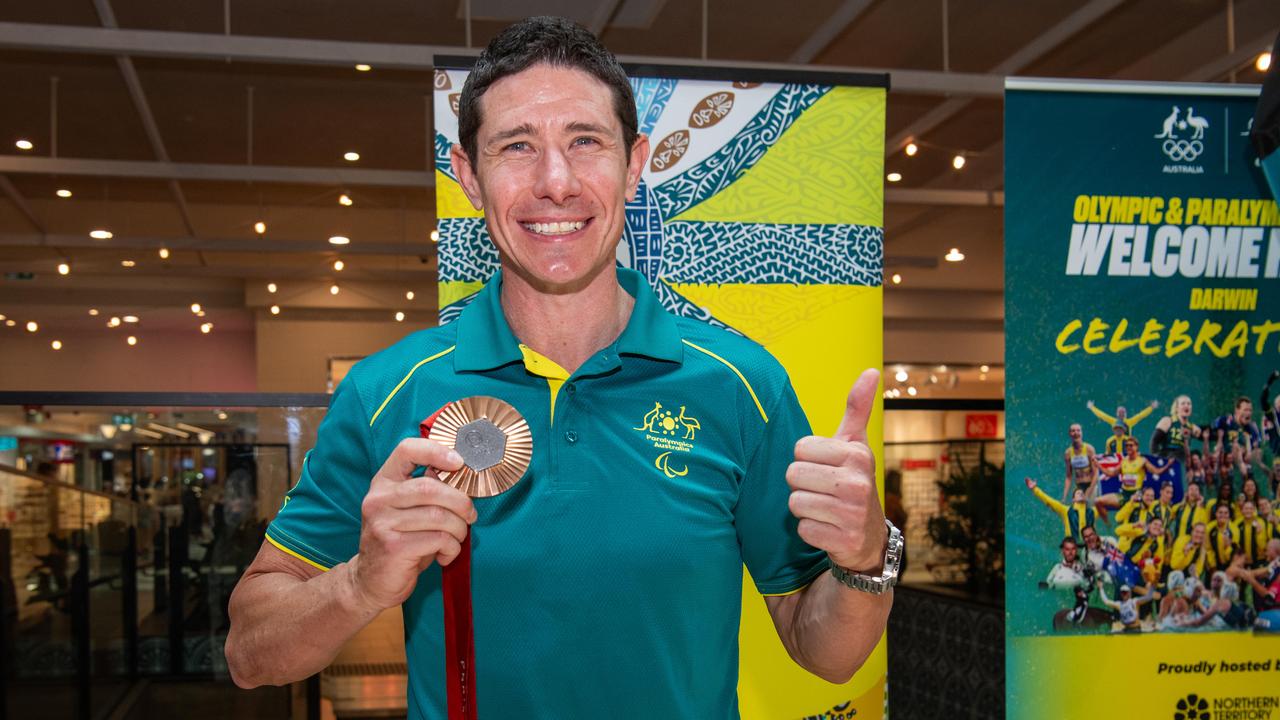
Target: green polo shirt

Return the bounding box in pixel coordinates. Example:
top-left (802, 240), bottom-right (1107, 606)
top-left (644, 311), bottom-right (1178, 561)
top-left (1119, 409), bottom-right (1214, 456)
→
top-left (266, 267), bottom-right (827, 719)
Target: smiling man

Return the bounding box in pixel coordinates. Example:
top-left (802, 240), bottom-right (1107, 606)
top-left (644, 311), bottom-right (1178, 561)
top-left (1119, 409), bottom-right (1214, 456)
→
top-left (225, 16), bottom-right (895, 719)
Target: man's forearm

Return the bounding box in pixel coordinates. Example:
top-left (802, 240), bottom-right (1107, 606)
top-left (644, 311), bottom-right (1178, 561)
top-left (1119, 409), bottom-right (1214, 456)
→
top-left (225, 558), bottom-right (381, 688)
top-left (769, 571), bottom-right (892, 684)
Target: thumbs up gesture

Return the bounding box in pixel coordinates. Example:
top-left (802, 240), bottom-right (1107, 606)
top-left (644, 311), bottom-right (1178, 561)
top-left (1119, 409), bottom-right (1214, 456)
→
top-left (786, 368), bottom-right (888, 573)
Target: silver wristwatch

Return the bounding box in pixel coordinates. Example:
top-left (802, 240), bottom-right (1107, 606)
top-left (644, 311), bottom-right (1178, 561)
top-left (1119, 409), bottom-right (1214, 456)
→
top-left (828, 519), bottom-right (902, 595)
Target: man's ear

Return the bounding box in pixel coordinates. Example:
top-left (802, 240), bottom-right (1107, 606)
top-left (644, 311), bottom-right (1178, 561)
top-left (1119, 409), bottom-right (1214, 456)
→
top-left (624, 133), bottom-right (650, 203)
top-left (450, 143), bottom-right (484, 211)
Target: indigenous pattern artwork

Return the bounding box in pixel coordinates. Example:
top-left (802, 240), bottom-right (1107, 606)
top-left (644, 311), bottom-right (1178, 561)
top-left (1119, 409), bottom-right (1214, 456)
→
top-left (433, 63), bottom-right (887, 720)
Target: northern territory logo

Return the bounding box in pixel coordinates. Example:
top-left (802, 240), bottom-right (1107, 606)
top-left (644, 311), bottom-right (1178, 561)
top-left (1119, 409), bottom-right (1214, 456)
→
top-left (1173, 693), bottom-right (1208, 720)
top-left (1154, 104), bottom-right (1209, 174)
top-left (633, 402), bottom-right (701, 478)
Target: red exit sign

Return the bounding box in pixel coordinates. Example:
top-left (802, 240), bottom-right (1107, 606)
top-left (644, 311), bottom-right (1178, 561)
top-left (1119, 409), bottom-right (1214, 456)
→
top-left (965, 413), bottom-right (999, 438)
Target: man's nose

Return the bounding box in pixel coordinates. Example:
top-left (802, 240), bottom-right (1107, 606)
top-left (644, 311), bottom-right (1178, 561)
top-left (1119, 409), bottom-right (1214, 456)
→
top-left (533, 146), bottom-right (582, 204)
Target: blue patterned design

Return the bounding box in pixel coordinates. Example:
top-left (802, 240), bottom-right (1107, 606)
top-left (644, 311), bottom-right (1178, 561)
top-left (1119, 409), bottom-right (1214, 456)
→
top-left (661, 222), bottom-right (882, 285)
top-left (651, 84), bottom-right (830, 219)
top-left (438, 217), bottom-right (495, 283)
top-left (625, 179), bottom-right (665, 283)
top-left (632, 77), bottom-right (679, 136)
top-left (435, 131), bottom-right (457, 179)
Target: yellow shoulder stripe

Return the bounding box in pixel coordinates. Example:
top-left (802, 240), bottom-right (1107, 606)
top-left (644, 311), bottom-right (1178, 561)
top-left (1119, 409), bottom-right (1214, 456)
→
top-left (265, 534), bottom-right (331, 572)
top-left (681, 339), bottom-right (768, 423)
top-left (369, 346), bottom-right (456, 426)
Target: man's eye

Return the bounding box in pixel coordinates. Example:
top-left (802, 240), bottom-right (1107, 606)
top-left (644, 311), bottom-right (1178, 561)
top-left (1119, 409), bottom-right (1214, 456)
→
top-left (505, 141), bottom-right (529, 152)
top-left (573, 137), bottom-right (598, 146)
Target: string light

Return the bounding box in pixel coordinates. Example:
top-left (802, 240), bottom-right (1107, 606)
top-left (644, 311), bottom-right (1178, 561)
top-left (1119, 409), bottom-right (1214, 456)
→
top-left (904, 142), bottom-right (918, 157)
top-left (57, 262), bottom-right (70, 275)
top-left (343, 151), bottom-right (360, 162)
top-left (328, 236), bottom-right (350, 245)
top-left (56, 189), bottom-right (72, 198)
top-left (330, 284), bottom-right (340, 295)
top-left (886, 172), bottom-right (902, 183)
top-left (51, 340), bottom-right (62, 350)
top-left (395, 311), bottom-right (405, 322)
top-left (891, 273), bottom-right (902, 285)
top-left (25, 321), bottom-right (38, 333)
top-left (355, 64), bottom-right (372, 72)
top-left (952, 154), bottom-right (966, 170)
top-left (430, 229), bottom-right (439, 242)
top-left (254, 221), bottom-right (266, 234)
top-left (945, 247), bottom-right (965, 262)
top-left (126, 335), bottom-right (138, 346)
top-left (270, 305), bottom-right (280, 315)
top-left (405, 290), bottom-right (415, 300)
top-left (123, 315), bottom-right (139, 323)
top-left (190, 303), bottom-right (202, 314)
top-left (333, 259), bottom-right (345, 271)
top-left (339, 194), bottom-right (353, 206)
top-left (907, 386), bottom-right (918, 397)
top-left (1258, 52), bottom-right (1273, 73)
top-left (120, 260), bottom-right (136, 268)
top-left (158, 247), bottom-right (170, 259)
top-left (90, 229), bottom-right (113, 239)
top-left (894, 369), bottom-right (909, 383)
top-left (267, 282), bottom-right (277, 293)
top-left (15, 139), bottom-right (33, 150)
top-left (108, 316), bottom-right (121, 327)
top-left (88, 309), bottom-right (99, 316)
top-left (980, 364), bottom-right (990, 373)
top-left (200, 323), bottom-right (213, 334)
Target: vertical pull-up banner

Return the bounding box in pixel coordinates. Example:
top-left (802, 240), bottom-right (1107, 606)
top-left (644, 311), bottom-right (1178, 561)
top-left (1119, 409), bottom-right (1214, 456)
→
top-left (1006, 77), bottom-right (1280, 719)
top-left (434, 61), bottom-right (886, 718)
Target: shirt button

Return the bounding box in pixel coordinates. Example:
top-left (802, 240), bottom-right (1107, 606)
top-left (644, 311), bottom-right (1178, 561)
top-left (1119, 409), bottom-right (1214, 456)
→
top-left (565, 430), bottom-right (579, 444)
top-left (565, 383), bottom-right (576, 396)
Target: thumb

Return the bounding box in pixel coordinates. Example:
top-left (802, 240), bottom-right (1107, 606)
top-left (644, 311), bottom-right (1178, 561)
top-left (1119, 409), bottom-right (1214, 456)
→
top-left (834, 368), bottom-right (880, 443)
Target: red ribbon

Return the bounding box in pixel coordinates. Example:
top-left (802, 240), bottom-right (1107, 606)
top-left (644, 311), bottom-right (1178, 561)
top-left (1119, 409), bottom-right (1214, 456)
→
top-left (421, 409), bottom-right (477, 720)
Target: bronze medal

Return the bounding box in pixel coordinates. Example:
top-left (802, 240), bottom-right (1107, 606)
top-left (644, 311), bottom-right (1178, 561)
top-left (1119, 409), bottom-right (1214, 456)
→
top-left (427, 396), bottom-right (532, 497)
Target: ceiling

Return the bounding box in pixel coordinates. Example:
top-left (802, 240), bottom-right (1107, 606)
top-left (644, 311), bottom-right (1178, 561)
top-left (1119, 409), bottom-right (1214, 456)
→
top-left (0, 0), bottom-right (1277, 380)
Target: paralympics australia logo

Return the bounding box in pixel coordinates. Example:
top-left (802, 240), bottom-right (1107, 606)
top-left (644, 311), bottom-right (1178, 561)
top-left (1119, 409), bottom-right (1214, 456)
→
top-left (1174, 693), bottom-right (1209, 720)
top-left (634, 402), bottom-right (700, 478)
top-left (1155, 105), bottom-right (1209, 174)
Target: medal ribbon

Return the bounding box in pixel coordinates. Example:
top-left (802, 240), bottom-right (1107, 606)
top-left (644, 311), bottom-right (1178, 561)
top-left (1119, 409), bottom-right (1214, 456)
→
top-left (420, 408), bottom-right (477, 720)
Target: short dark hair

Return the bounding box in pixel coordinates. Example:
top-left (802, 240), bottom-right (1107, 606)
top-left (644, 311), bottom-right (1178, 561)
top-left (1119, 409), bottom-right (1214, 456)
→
top-left (1235, 395), bottom-right (1252, 409)
top-left (1059, 536), bottom-right (1077, 549)
top-left (457, 16), bottom-right (638, 165)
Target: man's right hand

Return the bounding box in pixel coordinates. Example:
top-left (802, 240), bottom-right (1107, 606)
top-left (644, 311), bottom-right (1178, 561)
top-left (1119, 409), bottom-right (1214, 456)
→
top-left (349, 438), bottom-right (475, 613)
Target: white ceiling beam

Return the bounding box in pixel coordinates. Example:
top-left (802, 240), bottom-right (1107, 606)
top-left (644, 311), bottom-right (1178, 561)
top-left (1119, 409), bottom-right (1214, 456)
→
top-left (0, 233), bottom-right (433, 256)
top-left (885, 188), bottom-right (1003, 206)
top-left (788, 0), bottom-right (875, 64)
top-left (887, 0), bottom-right (1125, 152)
top-left (0, 155), bottom-right (434, 188)
top-left (0, 22), bottom-right (1003, 97)
top-left (0, 175), bottom-right (45, 234)
top-left (1182, 31), bottom-right (1274, 82)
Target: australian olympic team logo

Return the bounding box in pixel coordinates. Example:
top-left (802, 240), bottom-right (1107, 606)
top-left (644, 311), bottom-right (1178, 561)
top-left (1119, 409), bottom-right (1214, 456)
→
top-left (1154, 105), bottom-right (1209, 164)
top-left (634, 402), bottom-right (700, 478)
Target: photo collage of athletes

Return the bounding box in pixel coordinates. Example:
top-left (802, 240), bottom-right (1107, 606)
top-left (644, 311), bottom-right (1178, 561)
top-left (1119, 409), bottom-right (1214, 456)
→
top-left (1026, 372), bottom-right (1280, 634)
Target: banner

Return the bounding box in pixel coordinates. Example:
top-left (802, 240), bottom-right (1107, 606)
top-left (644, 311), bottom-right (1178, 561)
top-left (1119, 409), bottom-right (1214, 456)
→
top-left (1006, 78), bottom-right (1280, 720)
top-left (434, 61), bottom-right (886, 719)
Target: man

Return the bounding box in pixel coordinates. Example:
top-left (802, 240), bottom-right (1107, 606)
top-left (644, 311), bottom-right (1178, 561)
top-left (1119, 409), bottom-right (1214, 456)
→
top-left (1025, 476), bottom-right (1095, 543)
top-left (1044, 536), bottom-right (1086, 589)
top-left (224, 17), bottom-right (894, 719)
top-left (1212, 396), bottom-right (1262, 481)
top-left (1062, 422), bottom-right (1099, 502)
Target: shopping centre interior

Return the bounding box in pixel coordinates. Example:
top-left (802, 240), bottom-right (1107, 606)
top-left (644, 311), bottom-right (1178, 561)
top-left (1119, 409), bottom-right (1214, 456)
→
top-left (1, 1), bottom-right (1278, 718)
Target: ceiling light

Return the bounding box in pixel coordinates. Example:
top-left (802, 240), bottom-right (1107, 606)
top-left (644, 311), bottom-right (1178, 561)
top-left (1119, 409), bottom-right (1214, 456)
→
top-left (0, 314), bottom-right (5, 321)
top-left (132, 427), bottom-right (162, 439)
top-left (395, 311), bottom-right (405, 322)
top-left (15, 139), bottom-right (33, 151)
top-left (200, 322), bottom-right (213, 334)
top-left (330, 284), bottom-right (340, 295)
top-left (937, 365), bottom-right (947, 372)
top-left (190, 303), bottom-right (201, 314)
top-left (928, 374), bottom-right (939, 384)
top-left (945, 247), bottom-right (965, 262)
top-left (430, 229), bottom-right (439, 242)
top-left (894, 369), bottom-right (908, 383)
top-left (120, 260), bottom-right (136, 268)
top-left (108, 316), bottom-right (121, 327)
top-left (147, 422), bottom-right (189, 438)
top-left (56, 189), bottom-right (72, 198)
top-left (267, 282), bottom-right (277, 293)
top-left (57, 262), bottom-right (70, 275)
top-left (25, 321), bottom-right (38, 333)
top-left (355, 63), bottom-right (372, 72)
top-left (254, 221), bottom-right (266, 234)
top-left (333, 259), bottom-right (345, 271)
top-left (343, 151), bottom-right (360, 162)
top-left (122, 315), bottom-right (138, 324)
top-left (216, 411), bottom-right (228, 420)
top-left (196, 310), bottom-right (205, 317)
top-left (176, 422), bottom-right (213, 436)
top-left (886, 172), bottom-right (902, 183)
top-left (980, 364), bottom-right (990, 373)
top-left (329, 235), bottom-right (350, 245)
top-left (339, 194), bottom-right (353, 206)
top-left (126, 335), bottom-right (137, 346)
top-left (907, 386), bottom-right (917, 397)
top-left (1258, 52), bottom-right (1273, 73)
top-left (405, 290), bottom-right (415, 300)
top-left (979, 372), bottom-right (988, 381)
top-left (905, 142), bottom-right (918, 157)
top-left (158, 247), bottom-right (170, 259)
top-left (88, 308), bottom-right (98, 316)
top-left (952, 154), bottom-right (966, 170)
top-left (90, 229), bottom-right (113, 240)
top-left (891, 273), bottom-right (902, 285)
top-left (270, 304), bottom-right (280, 315)
top-left (4, 320), bottom-right (14, 327)
top-left (50, 340), bottom-right (62, 350)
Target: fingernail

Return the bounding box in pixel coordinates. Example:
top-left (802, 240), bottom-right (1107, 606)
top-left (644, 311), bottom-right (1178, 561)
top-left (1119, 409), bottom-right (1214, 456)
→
top-left (447, 450), bottom-right (463, 466)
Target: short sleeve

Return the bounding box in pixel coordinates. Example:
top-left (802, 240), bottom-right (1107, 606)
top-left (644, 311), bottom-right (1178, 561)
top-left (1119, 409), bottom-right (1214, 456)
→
top-left (734, 381), bottom-right (829, 595)
top-left (265, 376), bottom-right (372, 570)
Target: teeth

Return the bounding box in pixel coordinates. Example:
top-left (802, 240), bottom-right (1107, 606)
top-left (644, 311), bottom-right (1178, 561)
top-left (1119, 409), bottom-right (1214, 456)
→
top-left (522, 220), bottom-right (585, 235)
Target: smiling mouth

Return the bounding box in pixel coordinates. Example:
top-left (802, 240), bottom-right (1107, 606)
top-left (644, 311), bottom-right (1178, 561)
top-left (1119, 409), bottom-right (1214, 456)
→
top-left (520, 220), bottom-right (588, 236)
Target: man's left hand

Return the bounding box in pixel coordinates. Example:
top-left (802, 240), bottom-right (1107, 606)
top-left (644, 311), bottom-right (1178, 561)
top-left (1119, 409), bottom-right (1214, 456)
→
top-left (785, 368), bottom-right (887, 573)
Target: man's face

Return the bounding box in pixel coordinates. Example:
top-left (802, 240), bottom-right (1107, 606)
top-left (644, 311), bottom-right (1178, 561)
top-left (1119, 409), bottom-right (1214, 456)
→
top-left (1061, 542), bottom-right (1078, 564)
top-left (452, 64), bottom-right (649, 293)
top-left (1082, 527), bottom-right (1100, 550)
top-left (1072, 488), bottom-right (1085, 504)
top-left (1238, 400), bottom-right (1253, 423)
top-left (1068, 424), bottom-right (1082, 442)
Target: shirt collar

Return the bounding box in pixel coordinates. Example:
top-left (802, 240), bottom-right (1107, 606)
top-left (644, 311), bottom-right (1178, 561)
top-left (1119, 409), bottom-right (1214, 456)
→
top-left (452, 266), bottom-right (684, 373)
